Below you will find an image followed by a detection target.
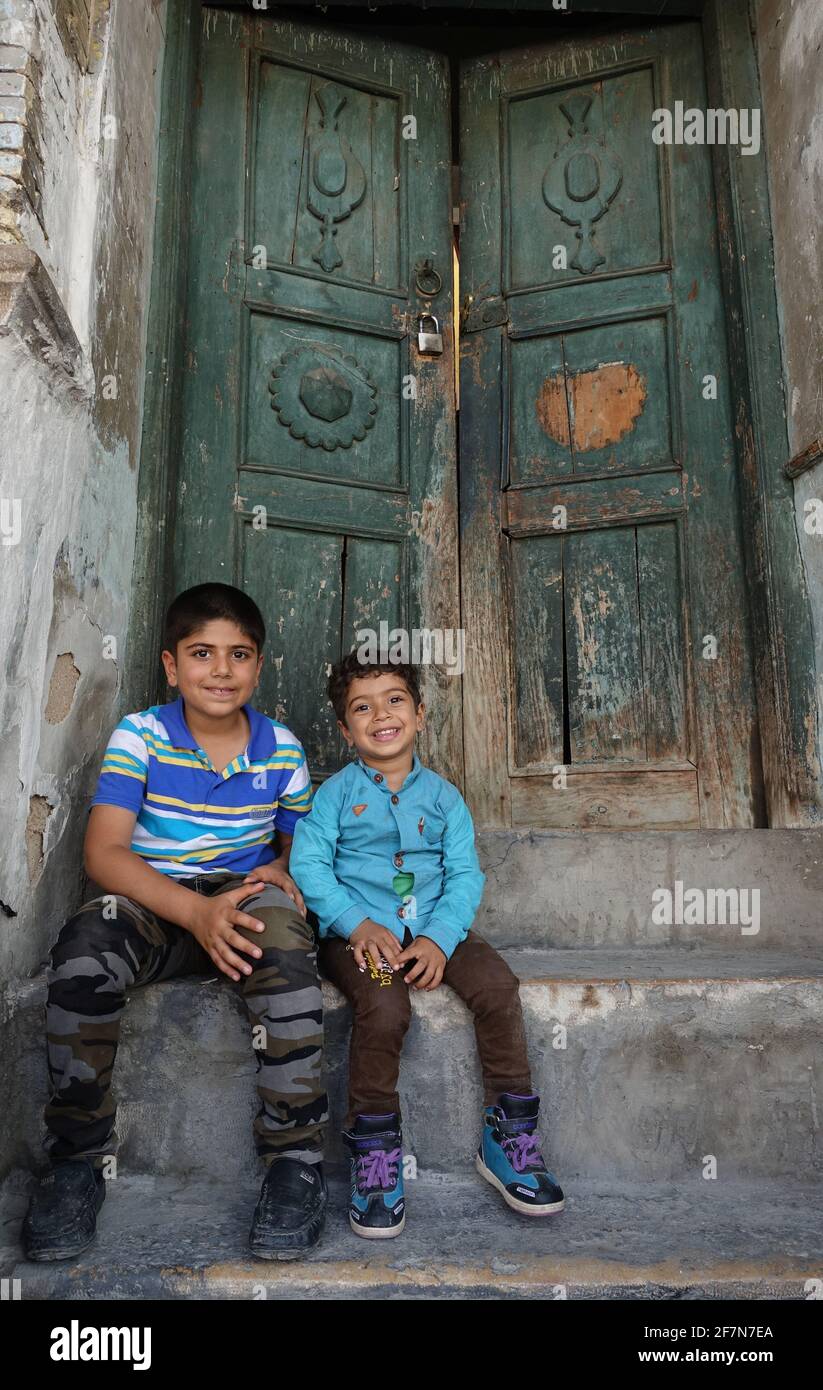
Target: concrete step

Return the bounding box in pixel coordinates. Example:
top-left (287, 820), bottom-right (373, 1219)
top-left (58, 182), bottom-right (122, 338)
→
top-left (1, 1170), bottom-right (820, 1299)
top-left (475, 829), bottom-right (823, 951)
top-left (5, 947), bottom-right (822, 1183)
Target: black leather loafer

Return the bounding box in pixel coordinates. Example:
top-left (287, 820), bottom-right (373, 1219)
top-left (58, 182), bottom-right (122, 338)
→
top-left (249, 1158), bottom-right (327, 1261)
top-left (22, 1158), bottom-right (106, 1262)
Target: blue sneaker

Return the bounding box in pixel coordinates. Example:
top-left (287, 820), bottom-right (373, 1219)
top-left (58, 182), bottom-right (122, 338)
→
top-left (476, 1093), bottom-right (565, 1216)
top-left (343, 1114), bottom-right (405, 1239)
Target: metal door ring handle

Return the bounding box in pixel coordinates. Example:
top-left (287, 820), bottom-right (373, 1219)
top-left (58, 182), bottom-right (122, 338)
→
top-left (414, 259), bottom-right (442, 298)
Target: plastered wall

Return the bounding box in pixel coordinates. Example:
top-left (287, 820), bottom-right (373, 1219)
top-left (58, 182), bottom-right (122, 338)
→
top-left (0, 0), bottom-right (166, 979)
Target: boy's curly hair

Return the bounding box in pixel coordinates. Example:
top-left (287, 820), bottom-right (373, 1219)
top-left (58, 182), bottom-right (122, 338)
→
top-left (328, 650), bottom-right (422, 724)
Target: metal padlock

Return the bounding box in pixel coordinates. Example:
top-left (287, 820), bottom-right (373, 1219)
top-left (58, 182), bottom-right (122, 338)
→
top-left (416, 312), bottom-right (443, 355)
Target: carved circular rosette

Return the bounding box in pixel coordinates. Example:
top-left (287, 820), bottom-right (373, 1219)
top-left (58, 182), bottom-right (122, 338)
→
top-left (268, 347), bottom-right (378, 451)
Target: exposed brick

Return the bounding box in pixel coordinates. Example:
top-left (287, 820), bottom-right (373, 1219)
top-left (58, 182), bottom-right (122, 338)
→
top-left (0, 121), bottom-right (24, 150)
top-left (0, 69), bottom-right (29, 95)
top-left (0, 149), bottom-right (22, 177)
top-left (0, 42), bottom-right (34, 73)
top-left (0, 93), bottom-right (26, 121)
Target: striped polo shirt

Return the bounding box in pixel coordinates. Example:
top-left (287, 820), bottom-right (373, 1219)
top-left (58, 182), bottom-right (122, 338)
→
top-left (90, 696), bottom-right (312, 878)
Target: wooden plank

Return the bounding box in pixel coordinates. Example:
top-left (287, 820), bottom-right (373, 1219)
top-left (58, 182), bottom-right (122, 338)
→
top-left (172, 10), bottom-right (247, 598)
top-left (508, 534), bottom-right (565, 769)
top-left (636, 521), bottom-right (689, 761)
top-left (662, 17), bottom-right (764, 827)
top-left (562, 316), bottom-right (673, 474)
top-left (506, 469), bottom-right (683, 534)
top-left (240, 522), bottom-right (343, 776)
top-left (237, 470), bottom-right (408, 537)
top-left (511, 769), bottom-right (700, 830)
top-left (51, 0), bottom-right (92, 72)
top-left (564, 527), bottom-right (646, 762)
top-left (702, 0), bottom-right (820, 825)
top-left (248, 57), bottom-right (313, 271)
top-left (509, 332), bottom-right (572, 483)
top-left (341, 535), bottom-right (405, 652)
top-left (785, 439), bottom-right (823, 480)
top-left (371, 90), bottom-right (401, 288)
top-left (508, 271), bottom-right (672, 337)
top-left (459, 55), bottom-right (511, 827)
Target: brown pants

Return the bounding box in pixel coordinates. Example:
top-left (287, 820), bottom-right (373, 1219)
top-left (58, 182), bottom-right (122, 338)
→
top-left (318, 929), bottom-right (531, 1128)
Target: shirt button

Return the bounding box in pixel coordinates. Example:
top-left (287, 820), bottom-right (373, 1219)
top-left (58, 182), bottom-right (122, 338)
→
top-left (391, 794), bottom-right (399, 805)
top-left (397, 906), bottom-right (405, 920)
top-left (374, 774), bottom-right (383, 783)
top-left (393, 853), bottom-right (404, 868)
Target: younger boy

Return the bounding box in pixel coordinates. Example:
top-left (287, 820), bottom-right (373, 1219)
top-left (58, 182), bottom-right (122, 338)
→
top-left (22, 583), bottom-right (328, 1262)
top-left (290, 653), bottom-right (564, 1237)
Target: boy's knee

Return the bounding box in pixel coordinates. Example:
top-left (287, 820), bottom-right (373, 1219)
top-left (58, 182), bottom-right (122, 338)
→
top-left (239, 884), bottom-right (296, 915)
top-left (239, 906), bottom-right (319, 999)
top-left (49, 899), bottom-right (145, 977)
top-left (467, 957), bottom-right (523, 1015)
top-left (246, 903), bottom-right (316, 956)
top-left (354, 980), bottom-right (412, 1036)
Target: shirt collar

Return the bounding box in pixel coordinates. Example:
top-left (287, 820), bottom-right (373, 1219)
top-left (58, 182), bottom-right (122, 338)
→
top-left (163, 696), bottom-right (271, 760)
top-left (357, 752), bottom-right (422, 792)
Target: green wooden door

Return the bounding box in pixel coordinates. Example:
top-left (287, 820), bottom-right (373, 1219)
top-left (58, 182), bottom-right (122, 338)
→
top-left (459, 22), bottom-right (764, 830)
top-left (173, 9), bottom-right (460, 782)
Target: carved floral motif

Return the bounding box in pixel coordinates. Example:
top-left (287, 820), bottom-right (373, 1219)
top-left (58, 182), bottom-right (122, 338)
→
top-left (269, 346), bottom-right (377, 451)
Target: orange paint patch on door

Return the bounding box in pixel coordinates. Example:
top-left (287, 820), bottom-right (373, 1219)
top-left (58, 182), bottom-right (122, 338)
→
top-left (536, 363), bottom-right (647, 453)
top-left (535, 374), bottom-right (571, 447)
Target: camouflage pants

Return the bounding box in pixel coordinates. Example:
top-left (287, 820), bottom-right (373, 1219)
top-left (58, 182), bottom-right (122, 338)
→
top-left (43, 873), bottom-right (327, 1169)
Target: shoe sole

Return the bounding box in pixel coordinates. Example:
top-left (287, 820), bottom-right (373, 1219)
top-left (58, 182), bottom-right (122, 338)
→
top-left (349, 1212), bottom-right (406, 1239)
top-left (475, 1153), bottom-right (565, 1216)
top-left (249, 1225), bottom-right (326, 1262)
top-left (249, 1218), bottom-right (326, 1261)
top-left (249, 1244), bottom-right (317, 1262)
top-left (23, 1232), bottom-right (98, 1263)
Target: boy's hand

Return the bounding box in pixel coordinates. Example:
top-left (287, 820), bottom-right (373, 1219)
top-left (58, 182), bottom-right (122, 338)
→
top-left (243, 859), bottom-right (306, 917)
top-left (349, 918), bottom-right (403, 972)
top-left (395, 936), bottom-right (446, 991)
top-left (188, 882), bottom-right (268, 982)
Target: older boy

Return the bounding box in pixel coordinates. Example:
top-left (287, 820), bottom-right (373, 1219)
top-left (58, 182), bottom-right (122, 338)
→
top-left (290, 652), bottom-right (564, 1238)
top-left (22, 583), bottom-right (328, 1262)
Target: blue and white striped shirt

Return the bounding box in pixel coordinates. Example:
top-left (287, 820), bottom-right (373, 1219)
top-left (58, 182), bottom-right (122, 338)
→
top-left (90, 696), bottom-right (312, 877)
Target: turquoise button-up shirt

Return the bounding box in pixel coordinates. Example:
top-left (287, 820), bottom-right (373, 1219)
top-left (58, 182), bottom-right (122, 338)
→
top-left (289, 754), bottom-right (485, 960)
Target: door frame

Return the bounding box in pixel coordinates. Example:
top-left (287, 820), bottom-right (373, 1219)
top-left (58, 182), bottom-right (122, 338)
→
top-left (128, 0), bottom-right (820, 827)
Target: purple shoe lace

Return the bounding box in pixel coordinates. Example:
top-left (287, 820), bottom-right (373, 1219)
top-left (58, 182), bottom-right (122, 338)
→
top-left (355, 1146), bottom-right (402, 1193)
top-left (502, 1131), bottom-right (547, 1174)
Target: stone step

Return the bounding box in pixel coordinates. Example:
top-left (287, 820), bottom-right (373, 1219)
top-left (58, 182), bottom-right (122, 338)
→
top-left (1, 1170), bottom-right (820, 1300)
top-left (6, 947), bottom-right (822, 1183)
top-left (475, 829), bottom-right (823, 951)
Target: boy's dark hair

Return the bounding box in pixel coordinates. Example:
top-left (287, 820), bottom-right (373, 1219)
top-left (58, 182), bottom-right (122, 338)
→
top-left (162, 583), bottom-right (266, 654)
top-left (328, 650), bottom-right (422, 723)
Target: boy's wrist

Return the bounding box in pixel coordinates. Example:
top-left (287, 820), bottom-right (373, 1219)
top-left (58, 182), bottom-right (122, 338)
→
top-left (142, 873), bottom-right (206, 934)
top-left (331, 903), bottom-right (371, 939)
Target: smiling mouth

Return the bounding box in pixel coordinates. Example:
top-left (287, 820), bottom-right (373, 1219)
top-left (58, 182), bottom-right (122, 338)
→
top-left (205, 687), bottom-right (236, 696)
top-left (370, 726), bottom-right (402, 741)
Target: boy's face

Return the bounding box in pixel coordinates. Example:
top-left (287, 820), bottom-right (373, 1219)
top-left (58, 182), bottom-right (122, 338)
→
top-left (338, 671), bottom-right (424, 764)
top-left (161, 620), bottom-right (263, 722)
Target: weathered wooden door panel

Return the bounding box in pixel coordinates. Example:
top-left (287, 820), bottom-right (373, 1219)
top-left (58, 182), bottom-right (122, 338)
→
top-left (173, 10), bottom-right (459, 782)
top-left (460, 22), bottom-right (764, 830)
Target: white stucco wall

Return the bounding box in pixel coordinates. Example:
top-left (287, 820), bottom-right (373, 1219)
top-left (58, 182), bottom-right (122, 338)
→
top-left (0, 0), bottom-right (166, 978)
